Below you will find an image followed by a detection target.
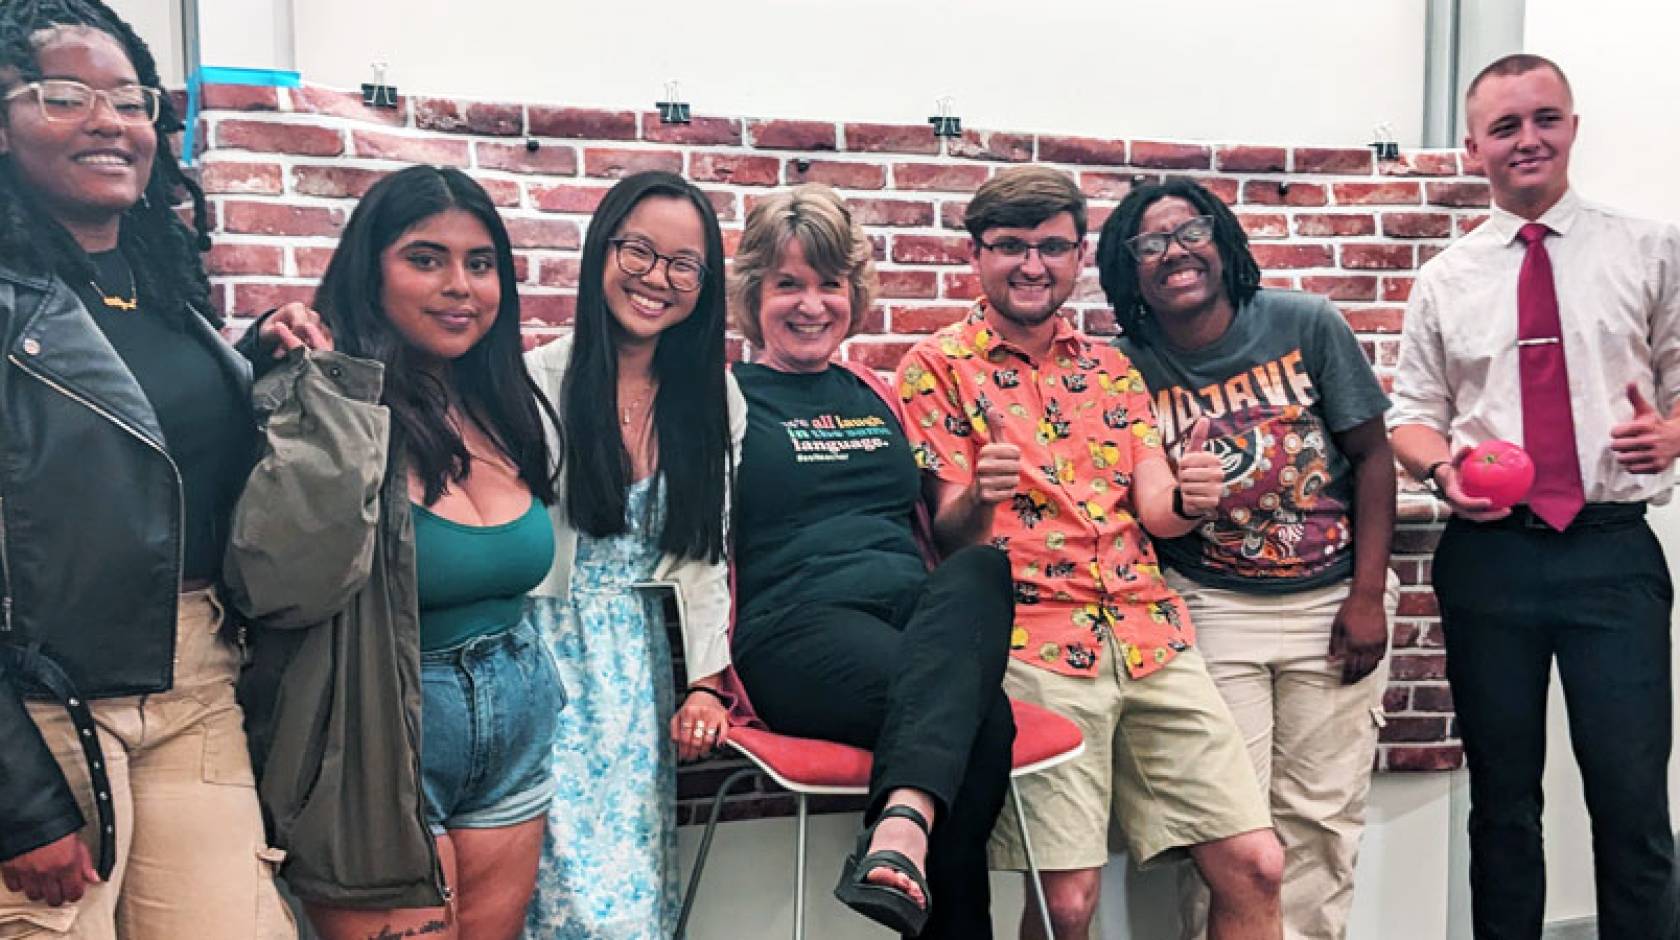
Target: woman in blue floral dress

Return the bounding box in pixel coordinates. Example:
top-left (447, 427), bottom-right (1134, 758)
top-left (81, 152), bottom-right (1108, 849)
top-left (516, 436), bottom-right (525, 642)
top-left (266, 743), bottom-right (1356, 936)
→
top-left (523, 171), bottom-right (745, 938)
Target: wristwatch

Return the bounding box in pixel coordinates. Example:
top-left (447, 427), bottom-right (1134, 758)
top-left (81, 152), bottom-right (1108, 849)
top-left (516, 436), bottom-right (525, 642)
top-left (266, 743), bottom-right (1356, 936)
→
top-left (1422, 460), bottom-right (1451, 499)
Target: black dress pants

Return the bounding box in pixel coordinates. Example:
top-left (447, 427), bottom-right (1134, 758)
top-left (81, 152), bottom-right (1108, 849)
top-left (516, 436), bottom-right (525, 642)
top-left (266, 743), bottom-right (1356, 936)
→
top-left (734, 545), bottom-right (1017, 940)
top-left (1434, 508), bottom-right (1678, 940)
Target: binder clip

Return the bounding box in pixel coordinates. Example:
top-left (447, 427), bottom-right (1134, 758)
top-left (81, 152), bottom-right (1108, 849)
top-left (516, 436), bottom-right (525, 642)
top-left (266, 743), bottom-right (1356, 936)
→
top-left (657, 80), bottom-right (691, 125)
top-left (1369, 122), bottom-right (1400, 162)
top-left (929, 96), bottom-right (962, 139)
top-left (361, 60), bottom-right (398, 110)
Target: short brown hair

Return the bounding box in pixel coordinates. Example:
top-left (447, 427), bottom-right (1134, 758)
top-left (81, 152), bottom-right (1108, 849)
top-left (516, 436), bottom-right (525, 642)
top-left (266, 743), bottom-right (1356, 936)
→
top-left (729, 184), bottom-right (879, 348)
top-left (1466, 53), bottom-right (1573, 110)
top-left (963, 166), bottom-right (1087, 242)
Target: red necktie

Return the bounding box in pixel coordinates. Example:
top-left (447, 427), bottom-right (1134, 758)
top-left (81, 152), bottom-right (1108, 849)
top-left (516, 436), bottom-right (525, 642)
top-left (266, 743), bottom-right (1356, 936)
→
top-left (1516, 222), bottom-right (1585, 530)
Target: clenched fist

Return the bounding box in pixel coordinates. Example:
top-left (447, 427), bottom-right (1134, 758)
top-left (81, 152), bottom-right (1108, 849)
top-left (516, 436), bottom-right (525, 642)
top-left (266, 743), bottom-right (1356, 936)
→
top-left (1175, 417), bottom-right (1223, 517)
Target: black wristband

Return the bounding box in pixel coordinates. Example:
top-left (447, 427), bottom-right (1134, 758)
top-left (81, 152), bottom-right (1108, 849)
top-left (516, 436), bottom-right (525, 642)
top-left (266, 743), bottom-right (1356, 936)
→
top-left (684, 685), bottom-right (730, 707)
top-left (1423, 460), bottom-right (1451, 497)
top-left (1171, 487), bottom-right (1198, 521)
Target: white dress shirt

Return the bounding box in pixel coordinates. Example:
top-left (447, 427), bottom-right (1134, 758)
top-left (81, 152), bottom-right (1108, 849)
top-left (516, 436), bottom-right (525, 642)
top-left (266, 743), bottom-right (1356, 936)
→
top-left (1390, 189), bottom-right (1680, 504)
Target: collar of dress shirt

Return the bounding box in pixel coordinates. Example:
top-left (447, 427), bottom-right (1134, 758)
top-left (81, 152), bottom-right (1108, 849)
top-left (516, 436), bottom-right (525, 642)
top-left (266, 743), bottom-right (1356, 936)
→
top-left (1485, 187), bottom-right (1583, 245)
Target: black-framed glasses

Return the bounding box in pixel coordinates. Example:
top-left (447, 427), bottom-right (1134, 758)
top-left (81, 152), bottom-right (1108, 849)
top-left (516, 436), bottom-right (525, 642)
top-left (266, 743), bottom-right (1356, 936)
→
top-left (1126, 215), bottom-right (1215, 262)
top-left (977, 236), bottom-right (1082, 261)
top-left (1, 80), bottom-right (162, 126)
top-left (609, 237), bottom-right (707, 292)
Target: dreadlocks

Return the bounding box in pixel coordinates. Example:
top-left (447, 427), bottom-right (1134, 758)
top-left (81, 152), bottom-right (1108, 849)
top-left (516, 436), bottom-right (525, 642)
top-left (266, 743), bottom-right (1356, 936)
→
top-left (1096, 178), bottom-right (1262, 344)
top-left (0, 0), bottom-right (215, 325)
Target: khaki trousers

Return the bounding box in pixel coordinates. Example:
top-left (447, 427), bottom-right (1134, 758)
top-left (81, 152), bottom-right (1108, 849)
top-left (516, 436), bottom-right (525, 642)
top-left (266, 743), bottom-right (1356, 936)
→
top-left (0, 589), bottom-right (295, 940)
top-left (1169, 571), bottom-right (1398, 940)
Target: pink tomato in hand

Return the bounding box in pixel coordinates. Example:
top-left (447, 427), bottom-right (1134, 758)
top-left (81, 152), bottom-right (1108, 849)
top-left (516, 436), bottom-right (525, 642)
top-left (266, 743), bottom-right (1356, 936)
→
top-left (1458, 440), bottom-right (1536, 509)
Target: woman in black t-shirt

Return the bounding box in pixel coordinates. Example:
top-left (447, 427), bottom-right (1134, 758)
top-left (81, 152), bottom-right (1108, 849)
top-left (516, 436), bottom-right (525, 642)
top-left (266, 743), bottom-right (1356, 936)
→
top-left (727, 184), bottom-right (1015, 939)
top-left (0, 2), bottom-right (322, 933)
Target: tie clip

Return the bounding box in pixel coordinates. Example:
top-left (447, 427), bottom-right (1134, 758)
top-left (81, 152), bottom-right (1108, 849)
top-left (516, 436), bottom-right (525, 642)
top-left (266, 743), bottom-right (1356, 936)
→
top-left (1517, 337), bottom-right (1560, 347)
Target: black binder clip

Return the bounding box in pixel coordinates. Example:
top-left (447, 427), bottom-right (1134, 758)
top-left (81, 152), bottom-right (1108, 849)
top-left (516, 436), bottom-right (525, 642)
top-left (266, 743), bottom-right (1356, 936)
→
top-left (657, 81), bottom-right (691, 125)
top-left (929, 97), bottom-right (962, 139)
top-left (360, 60), bottom-right (398, 110)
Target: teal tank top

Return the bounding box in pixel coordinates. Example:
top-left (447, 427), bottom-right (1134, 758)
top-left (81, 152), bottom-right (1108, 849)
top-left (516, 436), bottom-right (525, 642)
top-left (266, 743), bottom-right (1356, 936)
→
top-left (412, 497), bottom-right (555, 651)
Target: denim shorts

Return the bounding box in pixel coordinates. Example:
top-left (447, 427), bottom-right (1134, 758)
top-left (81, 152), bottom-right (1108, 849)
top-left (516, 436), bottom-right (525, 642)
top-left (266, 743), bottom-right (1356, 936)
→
top-left (420, 614), bottom-right (564, 834)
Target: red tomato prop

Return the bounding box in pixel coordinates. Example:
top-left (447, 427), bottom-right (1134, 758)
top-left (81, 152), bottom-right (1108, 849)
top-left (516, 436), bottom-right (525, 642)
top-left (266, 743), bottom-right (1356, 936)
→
top-left (1458, 440), bottom-right (1536, 509)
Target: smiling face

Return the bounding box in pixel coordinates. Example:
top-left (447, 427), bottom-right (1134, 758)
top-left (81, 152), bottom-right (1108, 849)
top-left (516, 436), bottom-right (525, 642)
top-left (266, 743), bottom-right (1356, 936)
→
top-left (601, 194), bottom-right (706, 349)
top-left (1464, 66), bottom-right (1578, 219)
top-left (755, 237), bottom-right (852, 373)
top-left (971, 211), bottom-right (1085, 329)
top-left (1132, 196), bottom-right (1228, 324)
top-left (380, 209), bottom-right (501, 367)
top-left (0, 27), bottom-right (157, 247)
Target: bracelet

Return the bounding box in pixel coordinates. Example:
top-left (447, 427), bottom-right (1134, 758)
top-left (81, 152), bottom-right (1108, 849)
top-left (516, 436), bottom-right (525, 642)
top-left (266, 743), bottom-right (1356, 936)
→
top-left (1423, 460), bottom-right (1451, 497)
top-left (684, 685), bottom-right (729, 707)
top-left (1171, 487), bottom-right (1199, 521)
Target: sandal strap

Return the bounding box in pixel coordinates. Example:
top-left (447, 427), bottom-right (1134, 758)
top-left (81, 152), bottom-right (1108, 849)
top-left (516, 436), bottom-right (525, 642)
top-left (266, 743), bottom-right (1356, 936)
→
top-left (874, 803), bottom-right (932, 836)
top-left (856, 849), bottom-right (931, 895)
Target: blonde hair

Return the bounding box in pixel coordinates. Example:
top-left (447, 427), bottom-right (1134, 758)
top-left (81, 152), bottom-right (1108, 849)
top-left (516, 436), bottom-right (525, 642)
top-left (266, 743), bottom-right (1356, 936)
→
top-left (729, 183), bottom-right (879, 347)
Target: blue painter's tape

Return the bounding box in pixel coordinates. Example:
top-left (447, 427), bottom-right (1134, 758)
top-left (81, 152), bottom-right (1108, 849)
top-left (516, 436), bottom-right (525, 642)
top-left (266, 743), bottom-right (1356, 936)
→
top-left (182, 66), bottom-right (302, 164)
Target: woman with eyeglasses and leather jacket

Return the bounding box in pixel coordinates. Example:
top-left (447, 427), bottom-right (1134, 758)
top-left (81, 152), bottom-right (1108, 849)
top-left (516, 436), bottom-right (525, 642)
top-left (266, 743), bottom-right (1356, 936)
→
top-left (0, 2), bottom-right (323, 936)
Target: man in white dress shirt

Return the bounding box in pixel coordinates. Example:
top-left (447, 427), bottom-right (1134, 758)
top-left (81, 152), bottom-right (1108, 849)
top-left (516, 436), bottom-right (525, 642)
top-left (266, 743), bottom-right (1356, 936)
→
top-left (1391, 53), bottom-right (1680, 940)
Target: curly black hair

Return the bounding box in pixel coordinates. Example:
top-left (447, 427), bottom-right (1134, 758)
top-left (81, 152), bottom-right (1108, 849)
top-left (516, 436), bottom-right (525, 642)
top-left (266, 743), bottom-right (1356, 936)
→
top-left (0, 0), bottom-right (214, 325)
top-left (1095, 178), bottom-right (1262, 344)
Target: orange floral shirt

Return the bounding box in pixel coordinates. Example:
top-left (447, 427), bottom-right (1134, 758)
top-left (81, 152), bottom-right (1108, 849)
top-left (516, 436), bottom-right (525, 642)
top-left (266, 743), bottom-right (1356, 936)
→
top-left (895, 305), bottom-right (1194, 679)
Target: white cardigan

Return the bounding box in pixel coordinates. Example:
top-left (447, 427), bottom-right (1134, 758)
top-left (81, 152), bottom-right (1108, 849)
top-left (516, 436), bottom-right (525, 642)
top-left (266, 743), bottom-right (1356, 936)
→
top-left (525, 336), bottom-right (745, 681)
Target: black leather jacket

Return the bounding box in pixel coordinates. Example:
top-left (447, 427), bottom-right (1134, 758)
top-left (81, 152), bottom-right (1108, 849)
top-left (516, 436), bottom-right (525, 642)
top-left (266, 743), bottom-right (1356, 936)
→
top-left (0, 261), bottom-right (251, 862)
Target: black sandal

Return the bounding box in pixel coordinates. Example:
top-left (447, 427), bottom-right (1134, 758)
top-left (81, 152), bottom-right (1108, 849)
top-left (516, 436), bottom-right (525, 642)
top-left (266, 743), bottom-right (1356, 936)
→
top-left (833, 803), bottom-right (933, 936)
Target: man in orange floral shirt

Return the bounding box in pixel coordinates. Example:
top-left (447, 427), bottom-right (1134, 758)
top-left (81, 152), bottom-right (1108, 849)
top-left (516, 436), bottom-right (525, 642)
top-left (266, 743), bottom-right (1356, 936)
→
top-left (896, 167), bottom-right (1280, 940)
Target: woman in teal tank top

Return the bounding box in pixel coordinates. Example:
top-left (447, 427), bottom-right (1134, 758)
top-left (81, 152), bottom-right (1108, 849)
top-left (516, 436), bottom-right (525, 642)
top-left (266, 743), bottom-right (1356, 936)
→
top-left (251, 166), bottom-right (565, 940)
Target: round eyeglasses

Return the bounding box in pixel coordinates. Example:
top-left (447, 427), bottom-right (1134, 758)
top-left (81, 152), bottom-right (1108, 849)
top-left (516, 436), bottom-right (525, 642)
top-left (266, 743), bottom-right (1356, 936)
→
top-left (1126, 215), bottom-right (1216, 261)
top-left (609, 238), bottom-right (707, 292)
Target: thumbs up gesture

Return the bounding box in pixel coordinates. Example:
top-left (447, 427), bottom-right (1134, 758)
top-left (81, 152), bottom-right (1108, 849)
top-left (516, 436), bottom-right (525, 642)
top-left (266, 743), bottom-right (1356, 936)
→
top-left (1175, 417), bottom-right (1224, 517)
top-left (970, 421), bottom-right (1023, 506)
top-left (1610, 381), bottom-right (1680, 475)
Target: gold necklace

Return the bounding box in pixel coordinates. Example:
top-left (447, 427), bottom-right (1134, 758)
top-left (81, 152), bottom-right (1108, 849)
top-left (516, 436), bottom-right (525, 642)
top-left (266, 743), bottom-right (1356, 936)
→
top-left (620, 382), bottom-right (655, 426)
top-left (89, 264), bottom-right (137, 312)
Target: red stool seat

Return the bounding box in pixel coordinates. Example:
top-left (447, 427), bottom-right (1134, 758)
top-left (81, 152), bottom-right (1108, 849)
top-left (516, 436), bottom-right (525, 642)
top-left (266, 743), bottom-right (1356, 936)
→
top-left (727, 698), bottom-right (1084, 794)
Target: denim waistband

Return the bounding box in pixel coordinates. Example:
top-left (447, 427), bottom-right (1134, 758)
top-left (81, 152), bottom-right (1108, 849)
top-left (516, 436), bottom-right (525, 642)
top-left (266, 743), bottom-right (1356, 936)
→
top-left (420, 616), bottom-right (540, 664)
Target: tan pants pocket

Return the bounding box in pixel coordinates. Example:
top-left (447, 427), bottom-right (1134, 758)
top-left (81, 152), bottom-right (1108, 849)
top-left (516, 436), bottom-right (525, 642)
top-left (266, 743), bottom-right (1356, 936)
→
top-left (253, 847), bottom-right (296, 940)
top-left (201, 717), bottom-right (258, 788)
top-left (0, 903), bottom-right (79, 938)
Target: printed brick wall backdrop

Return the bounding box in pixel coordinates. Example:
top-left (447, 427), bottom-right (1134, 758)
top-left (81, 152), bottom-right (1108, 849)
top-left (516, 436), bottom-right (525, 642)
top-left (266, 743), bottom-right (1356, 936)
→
top-left (194, 82), bottom-right (1473, 822)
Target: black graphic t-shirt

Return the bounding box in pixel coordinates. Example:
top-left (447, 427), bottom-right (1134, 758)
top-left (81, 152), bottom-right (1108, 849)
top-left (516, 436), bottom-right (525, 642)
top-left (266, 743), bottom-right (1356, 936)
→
top-left (1116, 290), bottom-right (1389, 594)
top-left (732, 362), bottom-right (926, 629)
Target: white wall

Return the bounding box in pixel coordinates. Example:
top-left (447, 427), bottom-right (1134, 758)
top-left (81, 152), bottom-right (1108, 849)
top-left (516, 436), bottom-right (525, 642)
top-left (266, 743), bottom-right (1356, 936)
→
top-left (251, 0), bottom-right (1428, 148)
top-left (107, 0), bottom-right (182, 84)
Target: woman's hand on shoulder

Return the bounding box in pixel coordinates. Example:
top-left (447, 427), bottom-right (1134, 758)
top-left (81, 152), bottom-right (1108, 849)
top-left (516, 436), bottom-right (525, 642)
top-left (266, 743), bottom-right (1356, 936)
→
top-left (670, 688), bottom-right (730, 763)
top-left (258, 302), bottom-right (335, 359)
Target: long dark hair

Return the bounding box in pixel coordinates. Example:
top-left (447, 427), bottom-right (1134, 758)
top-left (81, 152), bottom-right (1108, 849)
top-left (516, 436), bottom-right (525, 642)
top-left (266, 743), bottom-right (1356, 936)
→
top-left (314, 165), bottom-right (559, 507)
top-left (565, 170), bottom-right (729, 563)
top-left (0, 0), bottom-right (214, 326)
top-left (1096, 178), bottom-right (1262, 344)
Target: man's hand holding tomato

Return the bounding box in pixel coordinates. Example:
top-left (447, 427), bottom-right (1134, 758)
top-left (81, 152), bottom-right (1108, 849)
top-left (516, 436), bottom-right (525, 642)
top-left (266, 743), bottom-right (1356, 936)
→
top-left (1428, 447), bottom-right (1513, 523)
top-left (1610, 382), bottom-right (1680, 475)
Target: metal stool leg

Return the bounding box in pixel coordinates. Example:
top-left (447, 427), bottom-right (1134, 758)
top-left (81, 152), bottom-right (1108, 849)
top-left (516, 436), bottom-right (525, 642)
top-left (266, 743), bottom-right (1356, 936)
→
top-left (794, 793), bottom-right (809, 940)
top-left (1012, 779), bottom-right (1055, 939)
top-left (675, 767), bottom-right (759, 939)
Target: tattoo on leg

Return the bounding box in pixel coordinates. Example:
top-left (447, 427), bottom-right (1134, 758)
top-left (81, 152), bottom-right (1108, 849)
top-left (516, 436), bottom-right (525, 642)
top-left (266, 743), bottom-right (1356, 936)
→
top-left (365, 920), bottom-right (448, 940)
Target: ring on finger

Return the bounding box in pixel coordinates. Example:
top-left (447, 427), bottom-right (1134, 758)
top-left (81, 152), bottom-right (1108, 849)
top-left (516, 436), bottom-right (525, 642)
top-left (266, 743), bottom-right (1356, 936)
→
top-left (692, 725), bottom-right (706, 739)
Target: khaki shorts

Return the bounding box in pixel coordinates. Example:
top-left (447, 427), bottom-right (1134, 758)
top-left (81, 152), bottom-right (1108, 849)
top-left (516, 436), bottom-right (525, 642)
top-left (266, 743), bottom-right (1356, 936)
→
top-left (989, 642), bottom-right (1271, 872)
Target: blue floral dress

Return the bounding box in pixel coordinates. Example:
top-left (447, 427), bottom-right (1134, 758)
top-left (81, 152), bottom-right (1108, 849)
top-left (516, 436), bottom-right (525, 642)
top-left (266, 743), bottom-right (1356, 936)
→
top-left (527, 478), bottom-right (678, 938)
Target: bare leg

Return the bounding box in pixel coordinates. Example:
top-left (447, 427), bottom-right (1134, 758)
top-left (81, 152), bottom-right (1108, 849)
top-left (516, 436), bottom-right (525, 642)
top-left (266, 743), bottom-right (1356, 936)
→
top-left (1020, 867), bottom-right (1100, 940)
top-left (1188, 829), bottom-right (1283, 940)
top-left (449, 817), bottom-right (546, 940)
top-left (306, 834), bottom-right (457, 940)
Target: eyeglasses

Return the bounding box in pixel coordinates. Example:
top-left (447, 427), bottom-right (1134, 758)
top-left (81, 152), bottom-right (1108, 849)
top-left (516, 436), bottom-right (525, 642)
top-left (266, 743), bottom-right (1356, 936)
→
top-left (977, 236), bottom-right (1082, 261)
top-left (1, 80), bottom-right (162, 126)
top-left (609, 237), bottom-right (707, 292)
top-left (1126, 215), bottom-right (1216, 262)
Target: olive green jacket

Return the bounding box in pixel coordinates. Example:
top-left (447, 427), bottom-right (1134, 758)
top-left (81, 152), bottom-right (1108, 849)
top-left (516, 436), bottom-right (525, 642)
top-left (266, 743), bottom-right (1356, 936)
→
top-left (225, 349), bottom-right (446, 909)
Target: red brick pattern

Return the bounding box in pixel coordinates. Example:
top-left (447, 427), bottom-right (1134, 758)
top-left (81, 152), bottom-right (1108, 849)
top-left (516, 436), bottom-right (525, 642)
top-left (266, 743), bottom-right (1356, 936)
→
top-left (196, 83), bottom-right (1479, 802)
